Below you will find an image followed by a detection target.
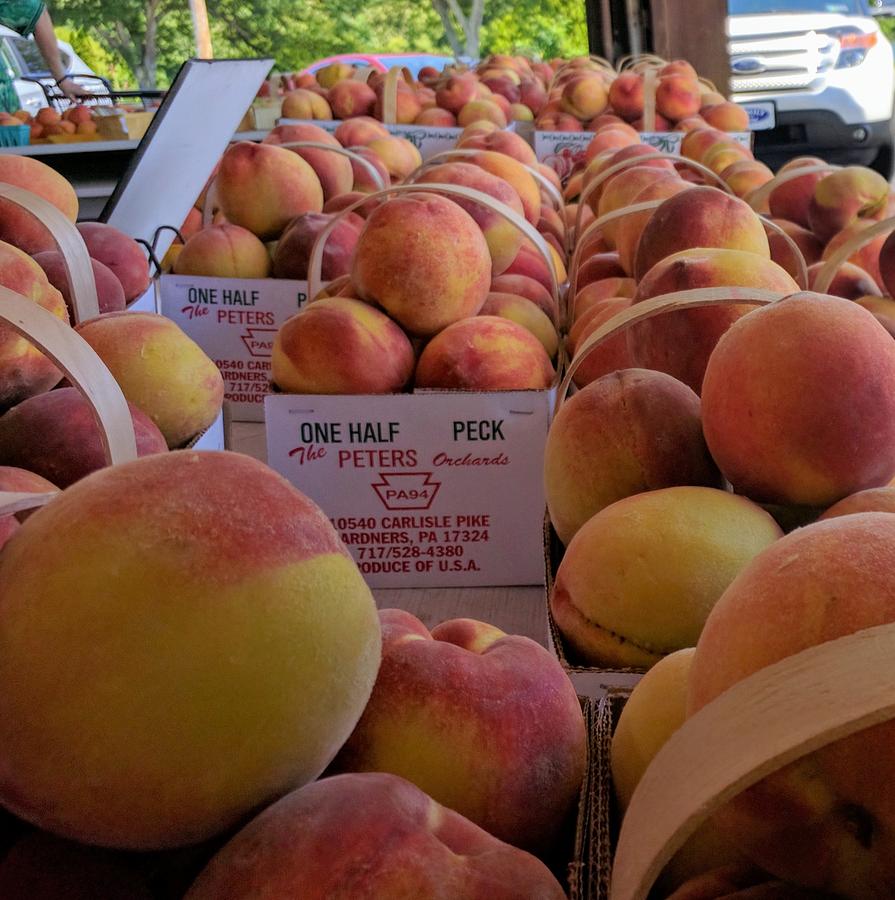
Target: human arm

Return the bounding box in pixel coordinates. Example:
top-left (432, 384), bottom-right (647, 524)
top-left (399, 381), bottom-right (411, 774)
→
top-left (31, 8), bottom-right (92, 101)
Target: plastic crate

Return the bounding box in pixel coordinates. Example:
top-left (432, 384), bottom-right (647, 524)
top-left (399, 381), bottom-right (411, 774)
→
top-left (0, 124), bottom-right (30, 147)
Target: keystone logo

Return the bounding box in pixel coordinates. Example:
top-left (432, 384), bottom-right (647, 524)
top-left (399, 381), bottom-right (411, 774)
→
top-left (240, 328), bottom-right (276, 358)
top-left (372, 472), bottom-right (441, 511)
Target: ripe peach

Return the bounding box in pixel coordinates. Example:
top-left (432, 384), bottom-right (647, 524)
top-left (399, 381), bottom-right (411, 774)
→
top-left (821, 219), bottom-right (886, 289)
top-left (365, 136), bottom-right (423, 182)
top-left (766, 219), bottom-right (824, 280)
top-left (315, 62), bottom-right (352, 88)
top-left (331, 612), bottom-right (585, 854)
top-left (680, 127), bottom-right (728, 163)
top-left (173, 224), bottom-right (271, 279)
top-left (463, 150), bottom-right (541, 225)
top-left (435, 73), bottom-right (479, 114)
top-left (566, 295), bottom-right (633, 367)
top-left (502, 242), bottom-right (563, 295)
top-left (272, 297), bottom-right (414, 394)
top-left (660, 59), bottom-right (699, 81)
top-left (216, 142), bottom-right (324, 241)
top-left (596, 166), bottom-right (683, 249)
top-left (281, 88), bottom-right (332, 120)
top-left (571, 277), bottom-right (637, 320)
top-left (560, 73), bottom-right (609, 120)
top-left (0, 386), bottom-right (167, 487)
top-left (32, 250), bottom-right (126, 316)
top-left (629, 249), bottom-right (799, 393)
top-left (701, 102), bottom-right (750, 132)
top-left (583, 143), bottom-right (677, 210)
top-left (75, 222), bottom-right (150, 304)
top-left (457, 100), bottom-right (507, 128)
top-left (655, 75), bottom-right (702, 122)
top-left (458, 129), bottom-right (538, 166)
top-left (808, 166), bottom-right (889, 243)
top-left (576, 251), bottom-right (627, 289)
top-left (0, 155), bottom-right (78, 254)
top-left (416, 316), bottom-right (554, 390)
top-left (807, 260), bottom-right (880, 299)
top-left (535, 111), bottom-right (583, 131)
top-left (701, 140), bottom-right (753, 176)
top-left (674, 115), bottom-right (708, 132)
top-left (75, 312), bottom-right (224, 448)
top-left (720, 159), bottom-right (774, 200)
top-left (508, 102), bottom-right (534, 122)
top-left (0, 466), bottom-right (56, 551)
top-left (480, 292), bottom-right (558, 357)
top-left (767, 156), bottom-right (828, 229)
top-left (583, 127), bottom-right (640, 163)
top-left (35, 107), bottom-right (59, 126)
top-left (0, 451), bottom-right (382, 850)
top-left (608, 72), bottom-right (645, 121)
top-left (631, 112), bottom-right (673, 132)
top-left (343, 146), bottom-right (390, 193)
top-left (489, 273), bottom-right (558, 324)
top-left (184, 773), bottom-right (567, 900)
top-left (415, 106), bottom-right (457, 126)
top-left (263, 124), bottom-right (353, 202)
top-left (550, 486), bottom-right (782, 667)
top-left (856, 294), bottom-right (895, 334)
top-left (327, 79), bottom-right (376, 118)
top-left (519, 78), bottom-right (547, 116)
top-left (333, 116), bottom-right (388, 147)
top-left (272, 211), bottom-right (363, 281)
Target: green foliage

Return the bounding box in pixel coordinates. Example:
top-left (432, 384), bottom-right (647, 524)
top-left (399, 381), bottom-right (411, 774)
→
top-left (54, 25), bottom-right (131, 88)
top-left (879, 16), bottom-right (895, 42)
top-left (481, 0), bottom-right (587, 60)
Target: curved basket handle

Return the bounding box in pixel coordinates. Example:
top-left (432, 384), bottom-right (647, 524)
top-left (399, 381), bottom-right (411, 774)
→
top-left (697, 76), bottom-right (719, 93)
top-left (381, 66), bottom-right (401, 125)
top-left (272, 141), bottom-right (388, 192)
top-left (610, 621), bottom-right (895, 900)
top-left (559, 287), bottom-right (784, 410)
top-left (812, 214), bottom-right (895, 295)
top-left (745, 163), bottom-right (840, 213)
top-left (0, 184), bottom-right (99, 323)
top-left (617, 54), bottom-right (666, 72)
top-left (352, 65), bottom-right (376, 83)
top-left (760, 216), bottom-right (809, 290)
top-left (642, 67), bottom-right (657, 133)
top-left (306, 182), bottom-right (562, 319)
top-left (201, 178), bottom-right (219, 228)
top-left (0, 490), bottom-right (59, 517)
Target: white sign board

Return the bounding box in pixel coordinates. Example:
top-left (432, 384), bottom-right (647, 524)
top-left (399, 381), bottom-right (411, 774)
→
top-left (158, 274), bottom-right (308, 422)
top-left (265, 391), bottom-right (551, 588)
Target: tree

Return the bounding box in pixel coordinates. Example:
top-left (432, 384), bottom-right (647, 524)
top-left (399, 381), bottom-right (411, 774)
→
top-left (430, 0), bottom-right (484, 57)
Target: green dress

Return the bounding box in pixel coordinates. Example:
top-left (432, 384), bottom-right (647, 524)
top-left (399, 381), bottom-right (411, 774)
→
top-left (0, 0), bottom-right (46, 112)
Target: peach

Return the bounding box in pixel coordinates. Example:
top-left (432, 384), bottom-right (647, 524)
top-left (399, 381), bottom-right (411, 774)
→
top-left (572, 277), bottom-right (637, 320)
top-left (629, 249), bottom-right (799, 393)
top-left (315, 62), bottom-right (353, 88)
top-left (0, 155), bottom-right (78, 255)
top-left (566, 295), bottom-right (633, 365)
top-left (462, 150), bottom-right (541, 225)
top-left (272, 211), bottom-right (363, 281)
top-left (688, 513), bottom-right (895, 895)
top-left (821, 219), bottom-right (886, 289)
top-left (0, 451), bottom-right (381, 849)
top-left (216, 142), bottom-right (324, 240)
top-left (807, 260), bottom-right (880, 299)
top-left (502, 242), bottom-right (562, 296)
top-left (75, 222), bottom-right (150, 304)
top-left (608, 72), bottom-right (645, 121)
top-left (536, 111), bottom-right (583, 131)
top-left (0, 386), bottom-right (167, 488)
top-left (0, 466), bottom-right (56, 550)
top-left (576, 251), bottom-right (627, 289)
top-left (808, 165), bottom-right (888, 243)
top-left (185, 773), bottom-right (567, 900)
top-left (700, 140), bottom-right (753, 176)
top-left (583, 127), bottom-right (640, 163)
top-left (519, 79), bottom-right (547, 115)
top-left (856, 294), bottom-right (895, 335)
top-left (458, 129), bottom-right (538, 166)
top-left (550, 486), bottom-right (782, 667)
top-left (634, 186), bottom-right (770, 281)
top-left (374, 86), bottom-right (422, 125)
top-left (75, 312), bottom-right (224, 448)
top-left (545, 366), bottom-right (722, 545)
top-left (457, 99), bottom-right (507, 128)
top-left (281, 88), bottom-right (333, 120)
top-left (345, 145), bottom-right (390, 193)
top-left (322, 189), bottom-right (381, 219)
top-left (674, 115), bottom-right (708, 132)
top-left (333, 116), bottom-right (388, 147)
top-left (702, 292), bottom-right (895, 506)
top-left (415, 316), bottom-right (554, 390)
top-left (353, 193), bottom-right (491, 336)
top-left (32, 250), bottom-right (126, 316)
top-left (701, 101), bottom-right (750, 132)
top-left (480, 292), bottom-right (558, 357)
top-left (680, 127), bottom-right (729, 164)
top-left (660, 59), bottom-right (699, 81)
top-left (767, 219), bottom-right (824, 280)
top-left (720, 159), bottom-right (774, 200)
top-left (583, 144), bottom-right (676, 210)
top-left (331, 612), bottom-right (585, 854)
top-left (263, 124), bottom-right (353, 202)
top-left (489, 273), bottom-right (558, 324)
top-left (272, 297), bottom-right (414, 394)
top-left (560, 73), bottom-right (609, 120)
top-left (767, 156), bottom-right (828, 229)
top-left (435, 73), bottom-right (479, 114)
top-left (0, 241), bottom-right (68, 411)
top-left (172, 224), bottom-right (271, 279)
top-left (365, 136), bottom-right (423, 182)
top-left (419, 162), bottom-right (526, 275)
top-left (508, 102), bottom-right (534, 122)
top-left (327, 79), bottom-right (376, 118)
top-left (655, 75), bottom-right (702, 122)
top-left (597, 167), bottom-right (685, 248)
top-left (415, 106), bottom-right (457, 126)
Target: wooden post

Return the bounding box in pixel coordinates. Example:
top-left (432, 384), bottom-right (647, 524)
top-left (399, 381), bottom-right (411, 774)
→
top-left (650, 0), bottom-right (730, 95)
top-left (188, 0), bottom-right (214, 59)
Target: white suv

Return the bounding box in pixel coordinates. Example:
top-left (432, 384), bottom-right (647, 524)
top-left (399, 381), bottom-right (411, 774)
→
top-left (728, 0), bottom-right (895, 177)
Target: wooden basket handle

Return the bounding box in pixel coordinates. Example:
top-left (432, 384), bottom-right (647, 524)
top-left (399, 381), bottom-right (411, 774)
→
top-left (698, 76), bottom-right (719, 93)
top-left (559, 287), bottom-right (784, 410)
top-left (381, 66), bottom-right (401, 125)
top-left (745, 163), bottom-right (840, 213)
top-left (352, 65), bottom-right (376, 83)
top-left (0, 184), bottom-right (99, 323)
top-left (306, 182), bottom-right (562, 316)
top-left (201, 178), bottom-right (218, 229)
top-left (610, 621), bottom-right (895, 900)
top-left (812, 214), bottom-right (895, 295)
top-left (0, 288), bottom-right (138, 516)
top-left (642, 68), bottom-right (657, 134)
top-left (760, 215), bottom-right (809, 290)
top-left (617, 54), bottom-right (666, 72)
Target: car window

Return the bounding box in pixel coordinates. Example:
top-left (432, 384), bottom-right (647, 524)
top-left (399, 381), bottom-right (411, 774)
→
top-left (729, 0), bottom-right (861, 11)
top-left (9, 34), bottom-right (69, 75)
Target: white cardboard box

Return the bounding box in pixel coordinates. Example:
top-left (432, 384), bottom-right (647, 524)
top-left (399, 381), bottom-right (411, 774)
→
top-left (265, 390), bottom-right (552, 588)
top-left (158, 274), bottom-right (309, 422)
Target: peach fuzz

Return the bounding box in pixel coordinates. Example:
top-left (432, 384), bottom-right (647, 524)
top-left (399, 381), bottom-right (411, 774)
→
top-left (263, 124), bottom-right (353, 203)
top-left (415, 316), bottom-right (554, 391)
top-left (185, 773), bottom-right (566, 900)
top-left (464, 149), bottom-right (541, 225)
top-left (634, 186), bottom-right (770, 281)
top-left (272, 298), bottom-right (414, 395)
top-left (280, 88), bottom-right (332, 120)
top-left (767, 156), bottom-right (829, 228)
top-left (608, 72), bottom-right (645, 121)
top-left (0, 155), bottom-right (78, 255)
top-left (215, 142), bottom-right (323, 241)
top-left (655, 74), bottom-right (701, 121)
top-left (418, 162), bottom-right (526, 276)
top-left (75, 312), bottom-right (224, 449)
top-left (75, 222), bottom-right (150, 304)
top-left (807, 260), bottom-right (880, 299)
top-left (0, 241), bottom-right (68, 411)
top-left (550, 486), bottom-right (782, 668)
top-left (629, 249), bottom-right (799, 394)
top-left (701, 101), bottom-right (750, 132)
top-left (0, 466), bottom-right (56, 551)
top-left (489, 273), bottom-right (558, 324)
top-left (0, 451), bottom-right (382, 850)
top-left (822, 219), bottom-right (887, 289)
top-left (272, 211), bottom-right (363, 282)
top-left (365, 136), bottom-right (423, 182)
top-left (172, 224), bottom-right (270, 279)
top-left (766, 219), bottom-right (824, 280)
top-left (545, 367), bottom-right (721, 545)
top-left (32, 251), bottom-right (125, 316)
top-left (688, 514), bottom-right (895, 895)
top-left (331, 611), bottom-right (585, 855)
top-left (0, 386), bottom-right (167, 488)
top-left (327, 79), bottom-right (376, 118)
top-left (808, 165), bottom-right (889, 243)
top-left (333, 116), bottom-right (388, 147)
top-left (480, 292), bottom-right (558, 357)
top-left (572, 277), bottom-right (637, 321)
top-left (701, 292), bottom-right (895, 507)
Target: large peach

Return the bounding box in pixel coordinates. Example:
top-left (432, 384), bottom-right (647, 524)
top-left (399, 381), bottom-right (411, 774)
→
top-left (281, 88), bottom-right (332, 120)
top-left (75, 312), bottom-right (224, 449)
top-left (327, 79), bottom-right (376, 118)
top-left (76, 222), bottom-right (150, 304)
top-left (457, 99), bottom-right (507, 128)
top-left (550, 486), bottom-right (782, 667)
top-left (0, 155), bottom-right (78, 254)
top-left (0, 451), bottom-right (382, 849)
top-left (0, 386), bottom-right (167, 487)
top-left (766, 219), bottom-right (824, 280)
top-left (808, 166), bottom-right (888, 243)
top-left (272, 297), bottom-right (415, 394)
top-left (0, 466), bottom-right (56, 550)
top-left (688, 513), bottom-right (895, 895)
top-left (583, 127), bottom-right (640, 163)
top-left (185, 773), bottom-right (566, 899)
top-left (545, 368), bottom-right (722, 545)
top-left (629, 249), bottom-right (799, 393)
top-left (352, 193), bottom-right (491, 336)
top-left (263, 123), bottom-right (353, 202)
top-left (634, 186), bottom-right (770, 280)
top-left (479, 292), bottom-right (558, 357)
top-left (807, 260), bottom-right (880, 300)
top-left (680, 127), bottom-right (728, 164)
top-left (272, 210), bottom-right (363, 281)
top-left (32, 250), bottom-right (126, 316)
top-left (821, 219), bottom-right (886, 289)
top-left (702, 292), bottom-right (895, 506)
top-left (343, 146), bottom-right (390, 194)
top-left (173, 224), bottom-right (271, 279)
top-left (332, 116), bottom-right (388, 147)
top-left (560, 73), bottom-right (609, 120)
top-left (331, 611), bottom-right (585, 854)
top-left (365, 136), bottom-right (423, 182)
top-left (655, 75), bottom-right (701, 122)
top-left (767, 156), bottom-right (829, 229)
top-left (415, 316), bottom-right (554, 390)
top-left (489, 273), bottom-right (558, 324)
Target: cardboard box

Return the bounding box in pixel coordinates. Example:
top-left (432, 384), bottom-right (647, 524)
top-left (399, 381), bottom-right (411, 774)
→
top-left (567, 695), bottom-right (602, 900)
top-left (187, 408), bottom-right (226, 451)
top-left (94, 110), bottom-right (155, 142)
top-left (251, 98), bottom-right (283, 131)
top-left (157, 274), bottom-right (309, 422)
top-left (264, 388), bottom-right (554, 588)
